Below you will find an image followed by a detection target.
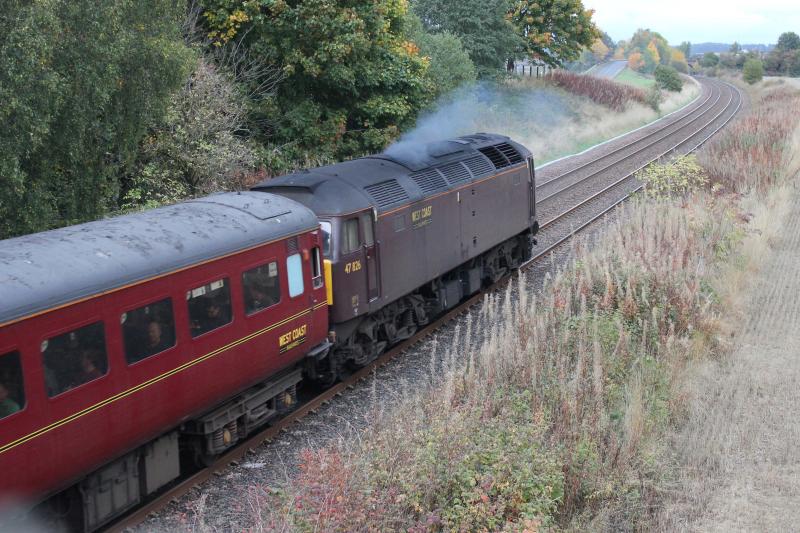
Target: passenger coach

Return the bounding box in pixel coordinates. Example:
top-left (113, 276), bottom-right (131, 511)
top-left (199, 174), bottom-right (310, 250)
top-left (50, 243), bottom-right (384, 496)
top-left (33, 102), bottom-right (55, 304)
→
top-left (0, 192), bottom-right (330, 531)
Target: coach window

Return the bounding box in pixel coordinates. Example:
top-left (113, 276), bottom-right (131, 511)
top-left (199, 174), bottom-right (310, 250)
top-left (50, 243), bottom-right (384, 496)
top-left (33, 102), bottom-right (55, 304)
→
top-left (41, 322), bottom-right (108, 397)
top-left (311, 247), bottom-right (323, 289)
top-left (0, 351), bottom-right (24, 420)
top-left (287, 253), bottom-right (305, 297)
top-left (243, 262), bottom-right (281, 315)
top-left (360, 213), bottom-right (374, 246)
top-left (342, 218), bottom-right (359, 254)
top-left (320, 221), bottom-right (332, 257)
top-left (187, 278), bottom-right (233, 338)
top-left (122, 298), bottom-right (176, 364)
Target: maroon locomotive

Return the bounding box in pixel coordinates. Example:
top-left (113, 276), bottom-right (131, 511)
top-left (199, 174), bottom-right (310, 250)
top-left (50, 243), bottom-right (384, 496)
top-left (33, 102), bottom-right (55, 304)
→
top-left (0, 192), bottom-right (330, 530)
top-left (255, 132), bottom-right (538, 381)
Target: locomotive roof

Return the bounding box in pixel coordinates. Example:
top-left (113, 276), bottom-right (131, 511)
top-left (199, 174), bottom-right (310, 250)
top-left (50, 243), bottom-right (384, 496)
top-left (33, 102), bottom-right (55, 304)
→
top-left (0, 192), bottom-right (318, 326)
top-left (252, 133), bottom-right (531, 216)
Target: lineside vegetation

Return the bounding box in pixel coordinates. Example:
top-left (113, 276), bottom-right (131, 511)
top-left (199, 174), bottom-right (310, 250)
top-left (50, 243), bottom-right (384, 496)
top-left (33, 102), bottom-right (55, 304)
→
top-left (196, 83), bottom-right (800, 531)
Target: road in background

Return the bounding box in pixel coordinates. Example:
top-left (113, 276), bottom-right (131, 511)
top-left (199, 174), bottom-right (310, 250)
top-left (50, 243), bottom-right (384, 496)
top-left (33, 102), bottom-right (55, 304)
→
top-left (589, 60), bottom-right (628, 79)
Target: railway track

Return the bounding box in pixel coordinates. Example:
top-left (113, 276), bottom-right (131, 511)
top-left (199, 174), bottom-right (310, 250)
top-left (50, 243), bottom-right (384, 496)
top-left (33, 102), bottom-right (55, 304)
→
top-left (109, 77), bottom-right (742, 532)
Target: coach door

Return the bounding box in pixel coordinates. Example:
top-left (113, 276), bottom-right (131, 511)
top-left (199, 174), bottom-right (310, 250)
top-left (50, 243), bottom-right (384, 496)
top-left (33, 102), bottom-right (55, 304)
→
top-left (360, 211), bottom-right (380, 302)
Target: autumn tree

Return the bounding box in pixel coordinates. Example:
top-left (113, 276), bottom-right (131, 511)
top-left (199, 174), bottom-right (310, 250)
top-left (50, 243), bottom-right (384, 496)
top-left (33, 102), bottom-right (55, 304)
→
top-left (628, 52), bottom-right (645, 71)
top-left (413, 0), bottom-right (521, 79)
top-left (200, 0), bottom-right (432, 164)
top-left (508, 0), bottom-right (598, 67)
top-left (591, 38), bottom-right (611, 61)
top-left (0, 0), bottom-right (193, 238)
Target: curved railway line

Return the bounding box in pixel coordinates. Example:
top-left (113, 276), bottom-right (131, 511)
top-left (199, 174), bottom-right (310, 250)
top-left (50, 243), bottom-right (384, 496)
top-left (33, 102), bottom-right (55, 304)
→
top-left (109, 77), bottom-right (742, 532)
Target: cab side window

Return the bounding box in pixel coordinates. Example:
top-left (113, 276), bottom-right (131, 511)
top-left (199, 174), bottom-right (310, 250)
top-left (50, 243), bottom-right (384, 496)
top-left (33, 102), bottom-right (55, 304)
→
top-left (360, 214), bottom-right (374, 246)
top-left (342, 219), bottom-right (360, 254)
top-left (0, 351), bottom-right (24, 419)
top-left (286, 253), bottom-right (305, 297)
top-left (243, 262), bottom-right (281, 315)
top-left (187, 278), bottom-right (233, 338)
top-left (41, 322), bottom-right (108, 397)
top-left (311, 247), bottom-right (323, 289)
top-left (122, 298), bottom-right (176, 364)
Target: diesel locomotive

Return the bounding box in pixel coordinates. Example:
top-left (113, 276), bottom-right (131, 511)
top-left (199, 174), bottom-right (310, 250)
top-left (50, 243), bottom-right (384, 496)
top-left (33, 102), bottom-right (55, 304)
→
top-left (0, 133), bottom-right (537, 531)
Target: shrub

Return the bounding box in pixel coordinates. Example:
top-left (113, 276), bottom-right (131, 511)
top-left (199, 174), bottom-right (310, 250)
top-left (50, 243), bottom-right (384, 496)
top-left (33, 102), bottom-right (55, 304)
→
top-left (671, 60), bottom-right (688, 73)
top-left (743, 58), bottom-right (764, 84)
top-left (638, 155), bottom-right (708, 198)
top-left (546, 70), bottom-right (647, 110)
top-left (654, 64), bottom-right (683, 92)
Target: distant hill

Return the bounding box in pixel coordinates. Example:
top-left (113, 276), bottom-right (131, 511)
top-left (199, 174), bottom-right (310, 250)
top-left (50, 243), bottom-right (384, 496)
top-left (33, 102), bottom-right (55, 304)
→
top-left (691, 42), bottom-right (774, 55)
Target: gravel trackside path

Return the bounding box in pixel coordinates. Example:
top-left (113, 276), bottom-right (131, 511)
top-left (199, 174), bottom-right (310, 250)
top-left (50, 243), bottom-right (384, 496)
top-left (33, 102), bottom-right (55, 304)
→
top-left (667, 186), bottom-right (800, 531)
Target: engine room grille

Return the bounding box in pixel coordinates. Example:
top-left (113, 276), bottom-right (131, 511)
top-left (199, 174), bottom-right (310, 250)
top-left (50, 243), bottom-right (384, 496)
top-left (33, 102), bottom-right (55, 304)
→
top-left (364, 179), bottom-right (409, 208)
top-left (477, 146), bottom-right (510, 169)
top-left (410, 168), bottom-right (448, 194)
top-left (438, 162), bottom-right (471, 184)
top-left (495, 142), bottom-right (524, 164)
top-left (286, 236), bottom-right (299, 254)
top-left (462, 155), bottom-right (494, 178)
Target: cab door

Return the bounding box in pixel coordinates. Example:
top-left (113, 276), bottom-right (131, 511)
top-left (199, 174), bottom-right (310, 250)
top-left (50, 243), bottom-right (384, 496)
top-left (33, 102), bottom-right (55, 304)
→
top-left (360, 212), bottom-right (380, 302)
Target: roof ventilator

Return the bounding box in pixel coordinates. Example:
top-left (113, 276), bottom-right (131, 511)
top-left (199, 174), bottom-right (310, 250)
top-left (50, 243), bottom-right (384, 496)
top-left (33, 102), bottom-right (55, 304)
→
top-left (364, 179), bottom-right (410, 208)
top-left (410, 168), bottom-right (448, 194)
top-left (462, 155), bottom-right (494, 178)
top-left (477, 146), bottom-right (510, 169)
top-left (494, 142), bottom-right (524, 164)
top-left (438, 162), bottom-right (472, 184)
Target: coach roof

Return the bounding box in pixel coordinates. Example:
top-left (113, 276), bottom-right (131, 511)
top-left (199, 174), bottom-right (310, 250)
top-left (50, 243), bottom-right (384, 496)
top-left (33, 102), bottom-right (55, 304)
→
top-left (0, 192), bottom-right (318, 326)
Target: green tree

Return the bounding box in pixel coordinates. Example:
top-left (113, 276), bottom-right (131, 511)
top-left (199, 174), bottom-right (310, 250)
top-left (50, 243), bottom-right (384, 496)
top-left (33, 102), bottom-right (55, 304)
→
top-left (654, 64), bottom-right (683, 91)
top-left (729, 41), bottom-right (741, 54)
top-left (0, 0), bottom-right (193, 238)
top-left (508, 0), bottom-right (598, 67)
top-left (700, 52), bottom-right (720, 67)
top-left (413, 0), bottom-right (521, 78)
top-left (678, 41), bottom-right (692, 58)
top-left (405, 13), bottom-right (476, 97)
top-left (200, 0), bottom-right (433, 165)
top-left (777, 31), bottom-right (800, 51)
top-left (743, 58), bottom-right (764, 84)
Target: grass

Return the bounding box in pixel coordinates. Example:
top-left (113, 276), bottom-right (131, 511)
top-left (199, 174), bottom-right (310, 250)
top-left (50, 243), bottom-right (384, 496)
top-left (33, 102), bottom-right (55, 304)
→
top-left (614, 68), bottom-right (656, 89)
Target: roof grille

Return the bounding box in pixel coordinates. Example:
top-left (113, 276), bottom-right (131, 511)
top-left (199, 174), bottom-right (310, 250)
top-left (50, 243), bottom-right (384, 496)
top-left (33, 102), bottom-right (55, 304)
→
top-left (463, 155), bottom-right (494, 178)
top-left (410, 168), bottom-right (448, 194)
top-left (364, 179), bottom-right (409, 208)
top-left (438, 162), bottom-right (471, 184)
top-left (477, 146), bottom-right (510, 169)
top-left (495, 142), bottom-right (524, 164)
top-left (286, 236), bottom-right (299, 254)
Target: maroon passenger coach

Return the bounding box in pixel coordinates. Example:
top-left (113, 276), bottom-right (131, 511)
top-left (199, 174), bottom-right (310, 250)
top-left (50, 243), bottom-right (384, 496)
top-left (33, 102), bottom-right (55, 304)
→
top-left (0, 192), bottom-right (330, 530)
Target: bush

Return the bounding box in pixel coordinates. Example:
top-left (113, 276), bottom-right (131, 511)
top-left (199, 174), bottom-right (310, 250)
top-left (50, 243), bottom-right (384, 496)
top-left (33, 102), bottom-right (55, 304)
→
top-left (743, 58), bottom-right (764, 84)
top-left (671, 60), bottom-right (688, 73)
top-left (546, 70), bottom-right (647, 110)
top-left (654, 64), bottom-right (683, 92)
top-left (700, 52), bottom-right (720, 67)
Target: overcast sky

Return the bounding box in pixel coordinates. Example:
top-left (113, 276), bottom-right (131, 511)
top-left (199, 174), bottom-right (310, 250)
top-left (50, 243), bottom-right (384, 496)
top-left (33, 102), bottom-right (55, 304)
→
top-left (585, 0), bottom-right (799, 45)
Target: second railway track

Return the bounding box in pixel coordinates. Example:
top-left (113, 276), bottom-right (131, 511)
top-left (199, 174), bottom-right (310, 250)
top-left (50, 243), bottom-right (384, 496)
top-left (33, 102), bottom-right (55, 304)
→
top-left (111, 76), bottom-right (743, 532)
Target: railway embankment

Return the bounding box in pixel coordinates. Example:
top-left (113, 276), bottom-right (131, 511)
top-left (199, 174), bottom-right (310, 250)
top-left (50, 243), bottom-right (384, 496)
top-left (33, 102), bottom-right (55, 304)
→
top-left (208, 82), bottom-right (800, 531)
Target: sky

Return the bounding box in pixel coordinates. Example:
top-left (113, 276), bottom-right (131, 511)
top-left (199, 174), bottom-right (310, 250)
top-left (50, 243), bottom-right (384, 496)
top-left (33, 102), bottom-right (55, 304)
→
top-left (584, 0), bottom-right (799, 45)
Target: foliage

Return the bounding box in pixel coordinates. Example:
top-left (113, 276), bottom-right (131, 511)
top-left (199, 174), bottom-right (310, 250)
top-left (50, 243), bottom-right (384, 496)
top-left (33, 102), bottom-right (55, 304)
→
top-left (199, 0), bottom-right (432, 168)
top-left (743, 58), bottom-right (764, 85)
top-left (121, 59), bottom-right (258, 210)
top-left (777, 31), bottom-right (800, 51)
top-left (678, 41), bottom-right (692, 58)
top-left (628, 52), bottom-right (645, 72)
top-left (591, 38), bottom-right (611, 62)
top-left (508, 0), bottom-right (598, 67)
top-left (654, 64), bottom-right (682, 92)
top-left (404, 13), bottom-right (477, 98)
top-left (638, 155), bottom-right (707, 198)
top-left (0, 0), bottom-right (193, 238)
top-left (698, 87), bottom-right (800, 192)
top-left (413, 0), bottom-right (521, 79)
top-left (546, 70), bottom-right (646, 111)
top-left (700, 52), bottom-right (720, 67)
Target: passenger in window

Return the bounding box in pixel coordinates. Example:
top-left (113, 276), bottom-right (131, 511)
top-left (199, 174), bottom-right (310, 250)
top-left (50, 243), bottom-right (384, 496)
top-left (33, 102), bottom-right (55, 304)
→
top-left (193, 299), bottom-right (230, 336)
top-left (0, 383), bottom-right (20, 418)
top-left (143, 321), bottom-right (171, 357)
top-left (78, 351), bottom-right (103, 383)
